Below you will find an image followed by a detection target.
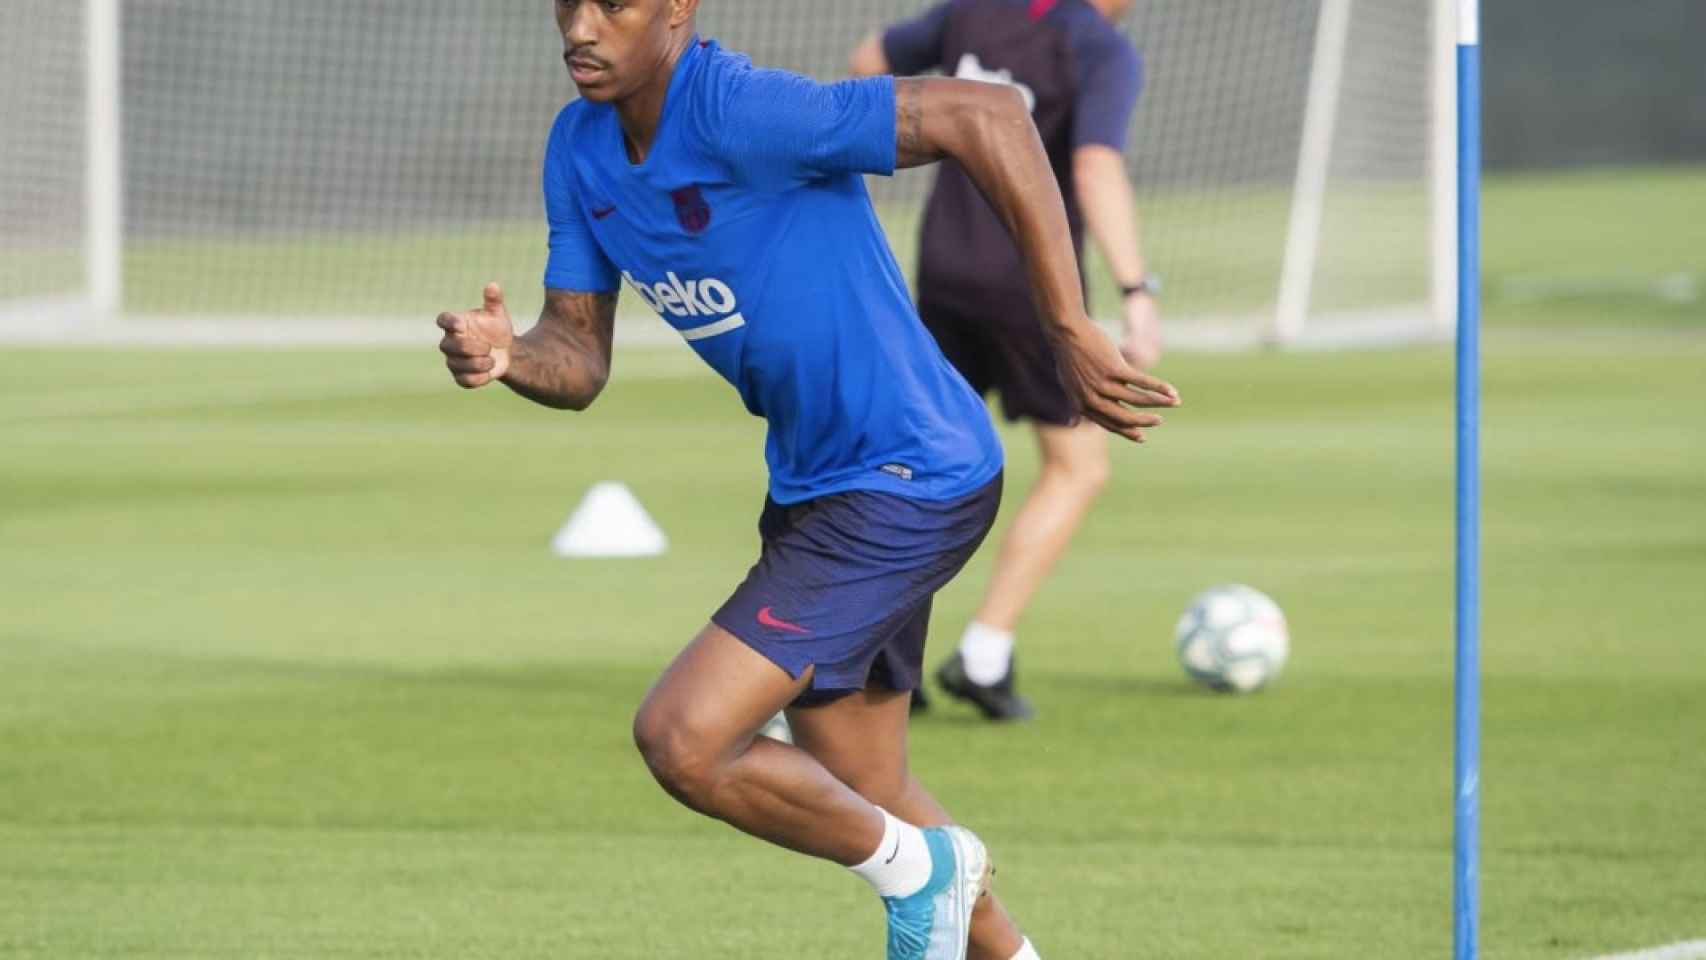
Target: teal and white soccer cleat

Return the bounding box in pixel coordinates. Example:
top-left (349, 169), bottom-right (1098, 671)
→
top-left (881, 825), bottom-right (991, 960)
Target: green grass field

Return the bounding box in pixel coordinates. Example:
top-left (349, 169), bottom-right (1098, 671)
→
top-left (3, 168), bottom-right (1705, 959)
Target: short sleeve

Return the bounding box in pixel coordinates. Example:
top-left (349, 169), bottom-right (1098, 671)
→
top-left (1072, 39), bottom-right (1143, 151)
top-left (882, 2), bottom-right (954, 76)
top-left (542, 115), bottom-right (620, 292)
top-left (713, 68), bottom-right (898, 184)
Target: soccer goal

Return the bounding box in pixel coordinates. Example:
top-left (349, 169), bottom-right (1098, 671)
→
top-left (1, 0), bottom-right (1453, 349)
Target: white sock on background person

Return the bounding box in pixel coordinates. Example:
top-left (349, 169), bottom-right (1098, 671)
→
top-left (849, 807), bottom-right (933, 898)
top-left (1011, 937), bottom-right (1042, 959)
top-left (959, 620), bottom-right (1015, 685)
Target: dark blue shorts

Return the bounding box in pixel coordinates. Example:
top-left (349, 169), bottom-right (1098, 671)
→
top-left (712, 474), bottom-right (1003, 707)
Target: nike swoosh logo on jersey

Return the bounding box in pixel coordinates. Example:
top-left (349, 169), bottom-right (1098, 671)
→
top-left (757, 606), bottom-right (811, 635)
top-left (591, 205), bottom-right (617, 220)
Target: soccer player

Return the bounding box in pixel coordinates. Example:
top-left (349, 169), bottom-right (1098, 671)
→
top-left (851, 0), bottom-right (1156, 721)
top-left (434, 2), bottom-right (1178, 958)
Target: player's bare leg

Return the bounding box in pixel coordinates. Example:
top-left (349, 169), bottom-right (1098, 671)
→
top-left (939, 420), bottom-right (1108, 720)
top-left (635, 625), bottom-right (992, 960)
top-left (788, 687), bottom-right (1035, 960)
top-left (632, 623), bottom-right (887, 862)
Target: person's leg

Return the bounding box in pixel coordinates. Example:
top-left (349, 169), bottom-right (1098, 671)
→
top-left (941, 419), bottom-right (1108, 715)
top-left (787, 687), bottom-right (1033, 960)
top-left (667, 479), bottom-right (1001, 955)
top-left (924, 295), bottom-right (1109, 719)
top-left (973, 419), bottom-right (1110, 634)
top-left (636, 623), bottom-right (993, 959)
top-left (631, 622), bottom-right (887, 863)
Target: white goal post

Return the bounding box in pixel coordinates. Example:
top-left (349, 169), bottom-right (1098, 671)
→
top-left (86, 0), bottom-right (123, 319)
top-left (1276, 0), bottom-right (1457, 346)
top-left (2, 0), bottom-right (1454, 349)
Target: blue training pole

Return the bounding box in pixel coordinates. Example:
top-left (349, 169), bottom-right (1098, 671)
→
top-left (1453, 1), bottom-right (1482, 958)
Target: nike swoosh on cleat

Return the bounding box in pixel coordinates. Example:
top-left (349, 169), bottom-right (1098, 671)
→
top-left (591, 205), bottom-right (617, 219)
top-left (756, 606), bottom-right (811, 635)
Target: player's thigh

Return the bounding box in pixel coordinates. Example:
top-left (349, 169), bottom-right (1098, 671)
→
top-left (785, 685), bottom-right (913, 806)
top-left (634, 622), bottom-right (812, 762)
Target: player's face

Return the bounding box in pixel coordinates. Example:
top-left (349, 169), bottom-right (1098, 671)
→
top-left (555, 0), bottom-right (681, 103)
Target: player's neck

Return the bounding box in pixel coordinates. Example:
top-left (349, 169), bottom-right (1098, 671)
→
top-left (615, 32), bottom-right (696, 164)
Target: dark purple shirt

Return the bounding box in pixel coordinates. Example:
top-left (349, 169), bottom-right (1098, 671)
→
top-left (883, 0), bottom-right (1143, 301)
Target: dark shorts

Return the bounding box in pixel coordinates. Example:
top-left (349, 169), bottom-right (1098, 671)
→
top-left (918, 287), bottom-right (1077, 427)
top-left (712, 474), bottom-right (1003, 707)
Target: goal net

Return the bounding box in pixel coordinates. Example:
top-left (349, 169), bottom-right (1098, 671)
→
top-left (1, 0), bottom-right (1450, 348)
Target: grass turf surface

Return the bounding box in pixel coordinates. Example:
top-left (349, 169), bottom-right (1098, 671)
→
top-left (4, 163), bottom-right (1705, 958)
top-left (3, 312), bottom-right (1705, 957)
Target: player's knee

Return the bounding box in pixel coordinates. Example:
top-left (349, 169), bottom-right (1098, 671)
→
top-left (1044, 446), bottom-right (1110, 497)
top-left (632, 706), bottom-right (722, 810)
top-left (1075, 451), bottom-right (1112, 495)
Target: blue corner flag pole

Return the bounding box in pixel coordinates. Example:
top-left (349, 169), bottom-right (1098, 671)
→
top-left (1454, 1), bottom-right (1482, 958)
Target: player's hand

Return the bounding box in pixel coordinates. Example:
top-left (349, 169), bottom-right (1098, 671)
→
top-left (1058, 319), bottom-right (1180, 443)
top-left (1119, 292), bottom-right (1162, 371)
top-left (436, 282), bottom-right (515, 389)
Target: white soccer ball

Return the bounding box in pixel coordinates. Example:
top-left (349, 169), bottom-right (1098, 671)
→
top-left (1175, 584), bottom-right (1289, 693)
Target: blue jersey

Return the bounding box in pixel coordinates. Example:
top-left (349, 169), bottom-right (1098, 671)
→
top-left (542, 39), bottom-right (1002, 505)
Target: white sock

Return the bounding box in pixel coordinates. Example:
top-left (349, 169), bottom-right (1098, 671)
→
top-left (1011, 937), bottom-right (1041, 960)
top-left (848, 808), bottom-right (933, 899)
top-left (959, 621), bottom-right (1015, 686)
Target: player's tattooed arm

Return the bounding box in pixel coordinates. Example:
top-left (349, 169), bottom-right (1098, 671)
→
top-left (436, 285), bottom-right (616, 411)
top-left (890, 76), bottom-right (1181, 441)
top-left (503, 290), bottom-right (617, 410)
top-left (894, 79), bottom-right (944, 168)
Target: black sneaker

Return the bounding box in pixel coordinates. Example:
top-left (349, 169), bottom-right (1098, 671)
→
top-left (936, 652), bottom-right (1035, 722)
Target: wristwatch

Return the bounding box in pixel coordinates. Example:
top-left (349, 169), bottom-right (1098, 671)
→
top-left (1120, 273), bottom-right (1162, 300)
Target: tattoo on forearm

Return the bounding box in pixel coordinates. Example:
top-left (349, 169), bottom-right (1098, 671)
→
top-left (509, 290), bottom-right (617, 409)
top-left (895, 79), bottom-right (943, 168)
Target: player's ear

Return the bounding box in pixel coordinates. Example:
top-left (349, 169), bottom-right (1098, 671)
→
top-left (668, 0), bottom-right (699, 29)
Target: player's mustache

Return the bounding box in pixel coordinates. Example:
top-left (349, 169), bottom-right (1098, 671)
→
top-left (564, 50), bottom-right (610, 70)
